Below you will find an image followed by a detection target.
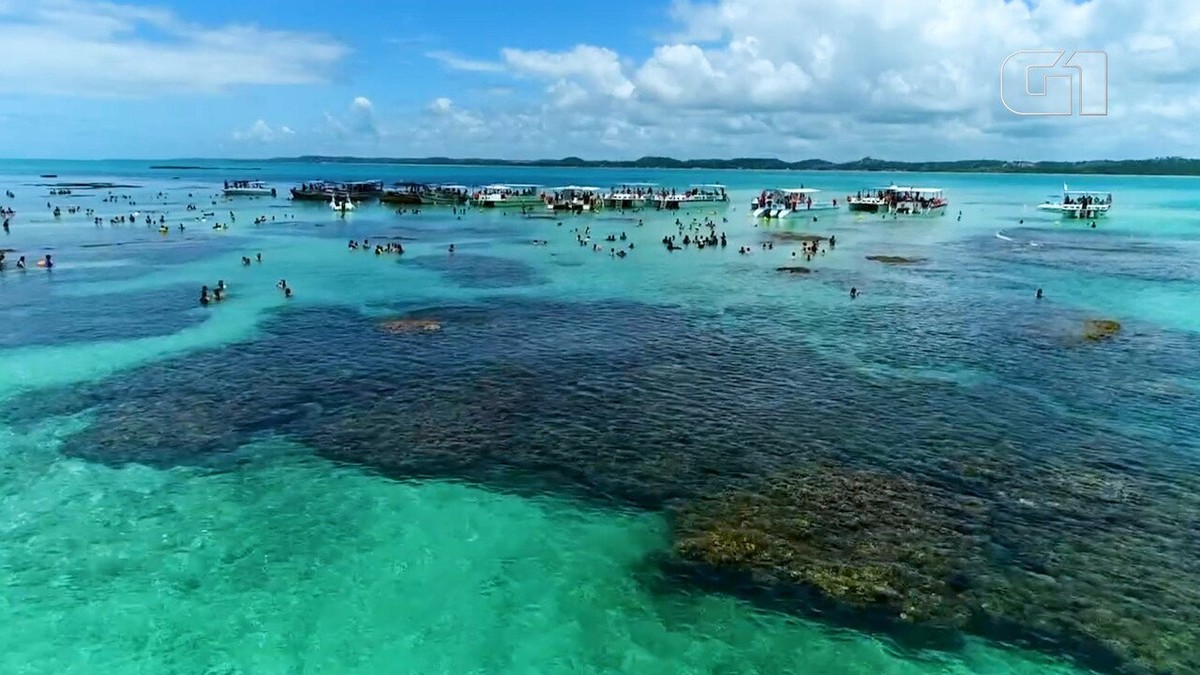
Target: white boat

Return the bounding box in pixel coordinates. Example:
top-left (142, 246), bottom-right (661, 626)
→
top-left (658, 184), bottom-right (729, 210)
top-left (1037, 184), bottom-right (1112, 218)
top-left (223, 180), bottom-right (276, 197)
top-left (603, 183), bottom-right (658, 209)
top-left (544, 186), bottom-right (602, 212)
top-left (848, 185), bottom-right (947, 216)
top-left (752, 188), bottom-right (840, 218)
top-left (470, 184), bottom-right (543, 209)
top-left (847, 186), bottom-right (895, 213)
top-left (890, 187), bottom-right (948, 216)
top-left (329, 194), bottom-right (355, 211)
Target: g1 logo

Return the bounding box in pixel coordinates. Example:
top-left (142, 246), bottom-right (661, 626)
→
top-left (1000, 50), bottom-right (1108, 116)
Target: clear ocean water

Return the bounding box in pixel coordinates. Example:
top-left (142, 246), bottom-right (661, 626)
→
top-left (1, 159), bottom-right (1198, 674)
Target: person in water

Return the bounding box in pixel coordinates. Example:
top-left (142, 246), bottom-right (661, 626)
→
top-left (16, 255), bottom-right (26, 270)
top-left (42, 254), bottom-right (52, 269)
top-left (850, 287), bottom-right (859, 299)
top-left (284, 286), bottom-right (293, 298)
top-left (200, 285), bottom-right (210, 306)
top-left (1036, 288), bottom-right (1044, 299)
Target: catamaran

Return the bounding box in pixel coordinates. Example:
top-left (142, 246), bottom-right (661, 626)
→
top-left (470, 184), bottom-right (543, 209)
top-left (657, 184), bottom-right (729, 210)
top-left (223, 180), bottom-right (276, 197)
top-left (1037, 184), bottom-right (1112, 218)
top-left (602, 183), bottom-right (658, 210)
top-left (752, 188), bottom-right (839, 218)
top-left (544, 186), bottom-right (602, 212)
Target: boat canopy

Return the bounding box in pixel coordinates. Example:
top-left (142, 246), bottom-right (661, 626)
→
top-left (781, 188), bottom-right (821, 194)
top-left (616, 182), bottom-right (657, 186)
top-left (909, 188), bottom-right (944, 194)
top-left (436, 184), bottom-right (469, 190)
top-left (1063, 189), bottom-right (1112, 195)
top-left (691, 183), bottom-right (727, 188)
top-left (549, 185), bottom-right (601, 191)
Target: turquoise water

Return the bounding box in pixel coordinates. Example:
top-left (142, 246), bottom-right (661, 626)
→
top-left (2, 160), bottom-right (1199, 674)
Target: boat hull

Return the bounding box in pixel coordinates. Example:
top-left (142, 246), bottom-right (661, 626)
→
top-left (848, 201), bottom-right (885, 213)
top-left (224, 188), bottom-right (275, 197)
top-left (471, 197), bottom-right (544, 209)
top-left (380, 192), bottom-right (423, 205)
top-left (1037, 204), bottom-right (1111, 219)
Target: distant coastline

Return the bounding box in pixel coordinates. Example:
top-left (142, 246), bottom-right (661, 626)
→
top-left (271, 155), bottom-right (1200, 176)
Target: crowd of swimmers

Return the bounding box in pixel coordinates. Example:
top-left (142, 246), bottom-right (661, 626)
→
top-left (347, 239), bottom-right (406, 256)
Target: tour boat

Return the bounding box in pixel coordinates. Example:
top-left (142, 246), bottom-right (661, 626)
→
top-left (469, 184), bottom-right (543, 209)
top-left (657, 184), bottom-right (729, 210)
top-left (752, 188), bottom-right (840, 218)
top-left (1037, 184), bottom-right (1112, 219)
top-left (890, 187), bottom-right (948, 216)
top-left (291, 180), bottom-right (383, 201)
top-left (848, 185), bottom-right (948, 216)
top-left (847, 186), bottom-right (895, 213)
top-left (602, 183), bottom-right (658, 210)
top-left (425, 184), bottom-right (470, 206)
top-left (544, 186), bottom-right (602, 213)
top-left (379, 182), bottom-right (425, 205)
top-left (223, 180), bottom-right (276, 197)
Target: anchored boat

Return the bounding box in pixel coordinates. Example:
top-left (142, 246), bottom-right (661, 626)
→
top-left (657, 184), bottom-right (729, 210)
top-left (752, 188), bottom-right (839, 218)
top-left (848, 185), bottom-right (948, 216)
top-left (1037, 184), bottom-right (1112, 219)
top-left (544, 186), bottom-right (602, 213)
top-left (291, 180), bottom-right (383, 202)
top-left (223, 180), bottom-right (276, 197)
top-left (602, 183), bottom-right (658, 210)
top-left (470, 184), bottom-right (543, 209)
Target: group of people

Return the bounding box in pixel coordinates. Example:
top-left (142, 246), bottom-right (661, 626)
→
top-left (0, 251), bottom-right (52, 271)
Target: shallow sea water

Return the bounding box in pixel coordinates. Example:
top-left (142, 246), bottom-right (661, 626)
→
top-left (2, 160), bottom-right (1198, 674)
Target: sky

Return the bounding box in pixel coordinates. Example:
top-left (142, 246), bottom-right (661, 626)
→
top-left (0, 0), bottom-right (1194, 161)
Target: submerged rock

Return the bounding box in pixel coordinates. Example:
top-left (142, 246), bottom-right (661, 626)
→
top-left (866, 255), bottom-right (927, 264)
top-left (380, 318), bottom-right (442, 334)
top-left (1083, 319), bottom-right (1121, 341)
top-left (775, 266), bottom-right (813, 274)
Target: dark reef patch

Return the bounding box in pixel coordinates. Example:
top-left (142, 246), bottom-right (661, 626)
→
top-left (5, 295), bottom-right (1200, 674)
top-left (407, 253), bottom-right (545, 289)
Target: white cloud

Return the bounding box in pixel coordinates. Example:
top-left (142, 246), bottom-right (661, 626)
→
top-left (232, 119), bottom-right (294, 143)
top-left (426, 50), bottom-right (505, 73)
top-left (0, 0), bottom-right (346, 96)
top-left (408, 0), bottom-right (1200, 160)
top-left (326, 96), bottom-right (380, 140)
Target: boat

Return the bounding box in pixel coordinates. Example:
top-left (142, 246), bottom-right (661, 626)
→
top-left (1037, 184), bottom-right (1112, 219)
top-left (425, 184), bottom-right (470, 205)
top-left (223, 180), bottom-right (276, 197)
top-left (657, 184), bottom-right (729, 210)
top-left (602, 183), bottom-right (658, 210)
top-left (290, 180), bottom-right (383, 201)
top-left (752, 188), bottom-right (840, 218)
top-left (379, 182), bottom-right (426, 206)
top-left (469, 184), bottom-right (543, 209)
top-left (847, 187), bottom-right (894, 213)
top-left (848, 185), bottom-right (948, 216)
top-left (544, 186), bottom-right (602, 213)
top-left (889, 187), bottom-right (948, 216)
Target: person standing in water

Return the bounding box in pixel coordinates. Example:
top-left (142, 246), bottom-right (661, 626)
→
top-left (1036, 288), bottom-right (1044, 299)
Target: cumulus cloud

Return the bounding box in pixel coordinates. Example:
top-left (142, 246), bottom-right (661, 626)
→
top-left (232, 119), bottom-right (294, 143)
top-left (416, 0), bottom-right (1200, 160)
top-left (0, 0), bottom-right (346, 96)
top-left (327, 96), bottom-right (381, 140)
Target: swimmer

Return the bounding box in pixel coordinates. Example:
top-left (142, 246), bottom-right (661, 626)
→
top-left (1036, 288), bottom-right (1043, 300)
top-left (284, 286), bottom-right (293, 298)
top-left (256, 253), bottom-right (262, 263)
top-left (200, 286), bottom-right (210, 306)
top-left (42, 254), bottom-right (53, 269)
top-left (17, 255), bottom-right (26, 270)
top-left (448, 244), bottom-right (455, 254)
top-left (850, 287), bottom-right (859, 299)
top-left (277, 279), bottom-right (287, 289)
